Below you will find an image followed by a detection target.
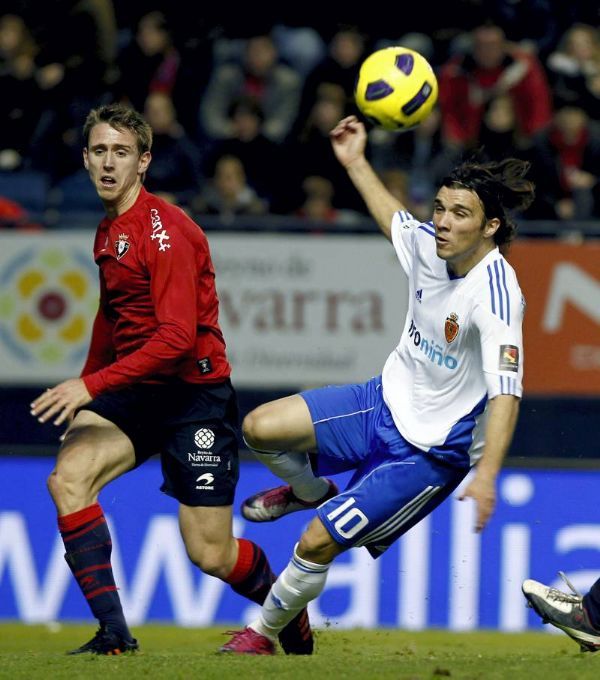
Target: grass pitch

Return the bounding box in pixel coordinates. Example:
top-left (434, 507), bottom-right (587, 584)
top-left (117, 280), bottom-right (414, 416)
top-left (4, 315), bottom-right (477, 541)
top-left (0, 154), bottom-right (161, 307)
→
top-left (0, 623), bottom-right (598, 679)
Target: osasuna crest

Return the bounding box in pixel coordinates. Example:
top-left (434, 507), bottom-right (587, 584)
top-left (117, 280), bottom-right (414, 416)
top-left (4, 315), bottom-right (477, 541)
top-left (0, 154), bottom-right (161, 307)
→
top-left (445, 312), bottom-right (459, 343)
top-left (115, 233), bottom-right (130, 260)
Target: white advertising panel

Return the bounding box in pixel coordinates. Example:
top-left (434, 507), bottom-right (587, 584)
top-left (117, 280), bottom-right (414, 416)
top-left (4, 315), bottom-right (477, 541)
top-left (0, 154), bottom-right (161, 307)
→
top-left (0, 232), bottom-right (408, 387)
top-left (210, 233), bottom-right (408, 387)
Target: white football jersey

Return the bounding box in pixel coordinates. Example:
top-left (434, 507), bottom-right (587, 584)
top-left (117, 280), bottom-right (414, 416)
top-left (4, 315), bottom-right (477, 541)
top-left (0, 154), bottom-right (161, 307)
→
top-left (382, 210), bottom-right (525, 466)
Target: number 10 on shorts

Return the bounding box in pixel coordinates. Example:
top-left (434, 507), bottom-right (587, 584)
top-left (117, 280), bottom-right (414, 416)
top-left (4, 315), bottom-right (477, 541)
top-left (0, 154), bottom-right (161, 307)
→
top-left (327, 497), bottom-right (369, 539)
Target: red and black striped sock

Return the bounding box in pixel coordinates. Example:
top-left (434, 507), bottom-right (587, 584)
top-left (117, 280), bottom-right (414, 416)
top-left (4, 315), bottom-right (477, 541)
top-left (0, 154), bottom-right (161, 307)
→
top-left (224, 538), bottom-right (276, 605)
top-left (58, 503), bottom-right (131, 640)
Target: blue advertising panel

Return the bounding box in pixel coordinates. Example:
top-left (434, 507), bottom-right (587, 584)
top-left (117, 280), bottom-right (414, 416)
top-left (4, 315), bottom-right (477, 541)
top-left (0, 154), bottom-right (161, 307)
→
top-left (1, 457), bottom-right (599, 631)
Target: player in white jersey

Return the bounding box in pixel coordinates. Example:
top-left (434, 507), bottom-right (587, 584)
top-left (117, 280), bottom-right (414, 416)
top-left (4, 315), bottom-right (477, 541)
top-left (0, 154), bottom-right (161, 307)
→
top-left (385, 207), bottom-right (524, 467)
top-left (220, 115), bottom-right (535, 655)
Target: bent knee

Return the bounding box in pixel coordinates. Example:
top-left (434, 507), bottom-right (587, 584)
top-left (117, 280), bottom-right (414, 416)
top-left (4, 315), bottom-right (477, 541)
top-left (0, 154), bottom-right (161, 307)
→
top-left (47, 440), bottom-right (108, 507)
top-left (187, 543), bottom-right (235, 579)
top-left (48, 448), bottom-right (95, 487)
top-left (297, 519), bottom-right (341, 564)
top-left (242, 407), bottom-right (275, 451)
top-left (243, 396), bottom-right (314, 452)
top-left (47, 461), bottom-right (93, 508)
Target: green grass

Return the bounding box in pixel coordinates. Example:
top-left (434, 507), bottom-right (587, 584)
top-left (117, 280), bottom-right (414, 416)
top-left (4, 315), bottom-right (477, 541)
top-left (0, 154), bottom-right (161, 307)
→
top-left (0, 623), bottom-right (598, 679)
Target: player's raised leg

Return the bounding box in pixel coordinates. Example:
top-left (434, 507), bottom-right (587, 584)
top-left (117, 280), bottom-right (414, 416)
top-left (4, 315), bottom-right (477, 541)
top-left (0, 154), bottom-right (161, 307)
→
top-left (224, 433), bottom-right (468, 655)
top-left (47, 410), bottom-right (139, 655)
top-left (241, 394), bottom-right (337, 522)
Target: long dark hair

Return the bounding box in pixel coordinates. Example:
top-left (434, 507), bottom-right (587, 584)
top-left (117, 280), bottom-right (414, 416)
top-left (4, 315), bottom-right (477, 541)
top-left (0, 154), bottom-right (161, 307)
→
top-left (442, 158), bottom-right (535, 246)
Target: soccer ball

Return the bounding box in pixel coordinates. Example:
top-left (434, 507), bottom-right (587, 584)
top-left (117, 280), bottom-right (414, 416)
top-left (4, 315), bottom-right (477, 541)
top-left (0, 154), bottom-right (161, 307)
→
top-left (354, 46), bottom-right (438, 131)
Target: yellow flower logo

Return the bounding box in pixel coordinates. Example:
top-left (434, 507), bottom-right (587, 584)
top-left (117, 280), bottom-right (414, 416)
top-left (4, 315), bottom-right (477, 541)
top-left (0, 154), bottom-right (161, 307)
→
top-left (0, 247), bottom-right (97, 365)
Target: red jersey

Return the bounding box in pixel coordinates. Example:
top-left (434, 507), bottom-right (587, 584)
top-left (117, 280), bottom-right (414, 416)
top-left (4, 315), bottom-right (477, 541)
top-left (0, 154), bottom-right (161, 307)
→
top-left (81, 187), bottom-right (231, 397)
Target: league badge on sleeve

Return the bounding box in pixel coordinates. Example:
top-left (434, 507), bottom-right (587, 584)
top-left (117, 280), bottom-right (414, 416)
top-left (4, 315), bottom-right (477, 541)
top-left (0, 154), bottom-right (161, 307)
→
top-left (499, 344), bottom-right (519, 372)
top-left (115, 233), bottom-right (130, 260)
top-left (444, 313), bottom-right (459, 343)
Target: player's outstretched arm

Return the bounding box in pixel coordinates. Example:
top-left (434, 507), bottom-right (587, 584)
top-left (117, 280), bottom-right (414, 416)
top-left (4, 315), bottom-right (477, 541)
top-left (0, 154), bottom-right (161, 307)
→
top-left (330, 116), bottom-right (405, 242)
top-left (459, 394), bottom-right (520, 532)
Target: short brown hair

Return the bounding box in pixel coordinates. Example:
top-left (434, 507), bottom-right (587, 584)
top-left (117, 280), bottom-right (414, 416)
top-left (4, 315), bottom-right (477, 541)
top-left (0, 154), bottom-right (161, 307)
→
top-left (83, 104), bottom-right (153, 154)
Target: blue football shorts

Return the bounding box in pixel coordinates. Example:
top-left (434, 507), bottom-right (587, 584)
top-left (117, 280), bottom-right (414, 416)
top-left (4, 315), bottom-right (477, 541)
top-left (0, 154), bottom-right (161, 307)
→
top-left (300, 375), bottom-right (469, 558)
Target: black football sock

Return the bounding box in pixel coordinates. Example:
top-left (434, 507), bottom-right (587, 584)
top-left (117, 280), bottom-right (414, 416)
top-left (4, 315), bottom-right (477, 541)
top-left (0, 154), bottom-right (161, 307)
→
top-left (58, 503), bottom-right (133, 641)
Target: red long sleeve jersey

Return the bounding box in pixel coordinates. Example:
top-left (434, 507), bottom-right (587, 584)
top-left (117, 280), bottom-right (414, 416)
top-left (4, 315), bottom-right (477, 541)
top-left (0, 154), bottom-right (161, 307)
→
top-left (81, 187), bottom-right (231, 397)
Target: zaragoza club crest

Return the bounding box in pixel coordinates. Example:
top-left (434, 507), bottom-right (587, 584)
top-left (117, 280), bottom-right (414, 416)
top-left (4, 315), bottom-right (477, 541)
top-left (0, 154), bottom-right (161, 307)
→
top-left (115, 233), bottom-right (130, 260)
top-left (445, 312), bottom-right (459, 343)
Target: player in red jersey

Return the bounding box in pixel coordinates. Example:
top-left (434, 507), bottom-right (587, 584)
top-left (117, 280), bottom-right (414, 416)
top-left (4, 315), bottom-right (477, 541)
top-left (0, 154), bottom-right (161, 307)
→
top-left (30, 103), bottom-right (312, 656)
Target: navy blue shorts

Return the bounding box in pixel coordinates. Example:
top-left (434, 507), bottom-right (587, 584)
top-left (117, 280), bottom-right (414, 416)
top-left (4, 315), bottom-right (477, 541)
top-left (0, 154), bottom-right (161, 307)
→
top-left (301, 376), bottom-right (468, 557)
top-left (82, 380), bottom-right (239, 507)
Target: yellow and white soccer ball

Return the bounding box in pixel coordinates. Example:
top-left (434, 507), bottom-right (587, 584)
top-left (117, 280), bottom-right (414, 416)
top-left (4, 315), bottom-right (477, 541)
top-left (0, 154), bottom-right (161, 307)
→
top-left (354, 46), bottom-right (438, 131)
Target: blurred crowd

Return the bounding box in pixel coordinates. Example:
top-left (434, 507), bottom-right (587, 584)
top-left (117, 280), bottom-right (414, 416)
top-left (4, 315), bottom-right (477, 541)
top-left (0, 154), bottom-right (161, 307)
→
top-left (1, 0), bottom-right (599, 230)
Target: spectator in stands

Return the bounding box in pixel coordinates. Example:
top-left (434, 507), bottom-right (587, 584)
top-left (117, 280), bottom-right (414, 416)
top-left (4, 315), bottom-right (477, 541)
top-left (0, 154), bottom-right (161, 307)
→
top-left (295, 25), bottom-right (366, 135)
top-left (290, 84), bottom-right (366, 214)
top-left (115, 11), bottom-right (181, 114)
top-left (0, 13), bottom-right (41, 170)
top-left (272, 23), bottom-right (326, 77)
top-left (438, 23), bottom-right (553, 157)
top-left (200, 33), bottom-right (302, 144)
top-left (474, 94), bottom-right (560, 219)
top-left (530, 106), bottom-right (600, 220)
top-left (380, 168), bottom-right (431, 223)
top-left (203, 96), bottom-right (286, 212)
top-left (0, 196), bottom-right (43, 230)
top-left (27, 0), bottom-right (117, 181)
top-left (31, 0), bottom-right (116, 101)
top-left (368, 107), bottom-right (445, 214)
top-left (143, 91), bottom-right (201, 207)
top-left (478, 95), bottom-right (522, 160)
top-left (294, 175), bottom-right (362, 227)
top-left (546, 23), bottom-right (600, 120)
top-left (583, 138), bottom-right (600, 220)
top-left (193, 155), bottom-right (267, 223)
top-left (486, 0), bottom-right (561, 59)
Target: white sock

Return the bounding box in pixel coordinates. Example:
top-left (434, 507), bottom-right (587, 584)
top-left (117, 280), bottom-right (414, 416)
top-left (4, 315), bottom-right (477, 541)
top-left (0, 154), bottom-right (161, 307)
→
top-left (250, 544), bottom-right (331, 639)
top-left (247, 441), bottom-right (329, 502)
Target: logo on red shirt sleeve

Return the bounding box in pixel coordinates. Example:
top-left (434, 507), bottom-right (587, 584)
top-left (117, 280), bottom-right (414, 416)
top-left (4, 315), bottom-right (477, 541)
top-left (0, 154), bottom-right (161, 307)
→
top-left (150, 208), bottom-right (171, 252)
